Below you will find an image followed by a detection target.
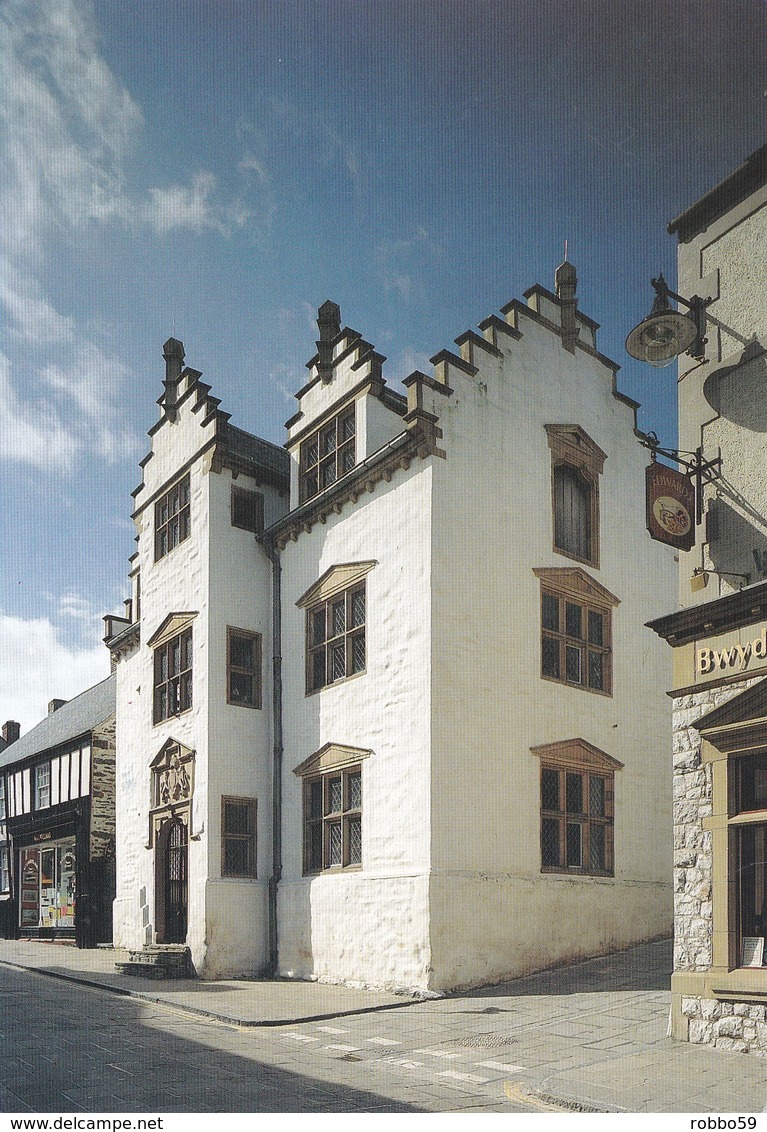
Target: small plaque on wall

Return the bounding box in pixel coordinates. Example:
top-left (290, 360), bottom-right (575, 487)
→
top-left (741, 937), bottom-right (765, 967)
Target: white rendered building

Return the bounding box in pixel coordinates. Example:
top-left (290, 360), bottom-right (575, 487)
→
top-left (109, 264), bottom-right (675, 989)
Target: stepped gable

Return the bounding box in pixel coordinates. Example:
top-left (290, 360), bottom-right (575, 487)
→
top-left (133, 338), bottom-right (289, 506)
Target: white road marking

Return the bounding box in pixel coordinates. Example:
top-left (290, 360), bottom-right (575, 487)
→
top-left (317, 1025), bottom-right (348, 1034)
top-left (476, 1060), bottom-right (526, 1073)
top-left (366, 1036), bottom-right (402, 1046)
top-left (325, 1044), bottom-right (362, 1052)
top-left (380, 1057), bottom-right (425, 1071)
top-left (282, 1033), bottom-right (319, 1043)
top-left (413, 1047), bottom-right (463, 1059)
top-left (438, 1070), bottom-right (490, 1084)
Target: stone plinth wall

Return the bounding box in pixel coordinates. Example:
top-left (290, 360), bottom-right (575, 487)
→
top-left (682, 997), bottom-right (767, 1056)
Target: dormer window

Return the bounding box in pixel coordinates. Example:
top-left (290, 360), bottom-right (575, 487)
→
top-left (299, 406), bottom-right (356, 503)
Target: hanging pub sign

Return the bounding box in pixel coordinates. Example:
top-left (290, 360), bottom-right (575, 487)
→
top-left (646, 463), bottom-right (695, 551)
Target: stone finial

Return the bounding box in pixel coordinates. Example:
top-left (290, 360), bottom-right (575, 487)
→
top-left (317, 301), bottom-right (341, 383)
top-left (162, 337), bottom-right (185, 418)
top-left (555, 260), bottom-right (578, 352)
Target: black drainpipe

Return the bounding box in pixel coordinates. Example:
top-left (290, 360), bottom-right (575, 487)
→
top-left (262, 536), bottom-right (283, 975)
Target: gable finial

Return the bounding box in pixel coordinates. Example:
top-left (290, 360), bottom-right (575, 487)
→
top-left (316, 300), bottom-right (341, 383)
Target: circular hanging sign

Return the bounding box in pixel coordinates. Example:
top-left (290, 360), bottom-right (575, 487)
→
top-left (652, 496), bottom-right (692, 537)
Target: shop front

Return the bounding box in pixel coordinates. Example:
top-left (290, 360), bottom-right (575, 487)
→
top-left (18, 833), bottom-right (78, 936)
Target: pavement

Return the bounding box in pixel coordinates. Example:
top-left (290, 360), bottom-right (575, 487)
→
top-left (1, 936), bottom-right (766, 1113)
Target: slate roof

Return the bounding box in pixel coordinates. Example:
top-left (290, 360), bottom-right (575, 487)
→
top-left (0, 675), bottom-right (116, 770)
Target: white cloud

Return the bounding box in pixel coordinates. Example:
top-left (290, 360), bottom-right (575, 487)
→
top-left (374, 228), bottom-right (440, 301)
top-left (0, 0), bottom-right (249, 475)
top-left (0, 611), bottom-right (111, 734)
top-left (0, 351), bottom-right (79, 472)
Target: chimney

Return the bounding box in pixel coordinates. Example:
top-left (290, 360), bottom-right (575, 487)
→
top-left (316, 301), bottom-right (341, 383)
top-left (555, 259), bottom-right (578, 353)
top-left (48, 699), bottom-right (67, 715)
top-left (1, 721), bottom-right (20, 745)
top-left (162, 337), bottom-right (185, 420)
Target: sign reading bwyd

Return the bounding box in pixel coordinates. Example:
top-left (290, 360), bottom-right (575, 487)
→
top-left (646, 464), bottom-right (695, 551)
top-left (697, 626), bottom-right (767, 678)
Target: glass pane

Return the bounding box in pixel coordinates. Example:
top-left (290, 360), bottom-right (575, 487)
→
top-left (738, 824), bottom-right (767, 940)
top-left (311, 609), bottom-right (326, 645)
top-left (332, 600), bottom-right (345, 637)
top-left (224, 838), bottom-right (250, 875)
top-left (311, 649), bottom-right (325, 690)
top-left (347, 771), bottom-right (362, 810)
top-left (341, 410), bottom-right (355, 440)
top-left (589, 775), bottom-right (605, 817)
top-left (739, 754), bottom-right (767, 812)
top-left (230, 633), bottom-right (253, 670)
top-left (341, 444), bottom-right (355, 473)
top-left (566, 772), bottom-right (583, 814)
top-left (321, 424), bottom-right (336, 454)
top-left (328, 821), bottom-right (342, 865)
top-left (180, 672), bottom-right (192, 712)
top-left (328, 776), bottom-right (342, 814)
top-left (588, 650), bottom-right (604, 691)
top-left (565, 644), bottom-right (582, 683)
top-left (309, 780), bottom-right (323, 820)
top-left (331, 643), bottom-right (346, 681)
top-left (224, 802), bottom-right (250, 835)
top-left (566, 822), bottom-right (583, 867)
top-left (542, 636), bottom-right (560, 678)
top-left (541, 818), bottom-right (560, 867)
top-left (308, 822), bottom-right (323, 870)
top-left (230, 671), bottom-right (253, 704)
top-left (588, 610), bottom-right (603, 645)
top-left (541, 768), bottom-right (560, 812)
top-left (542, 593), bottom-right (559, 632)
top-left (322, 459), bottom-right (336, 488)
top-left (348, 816), bottom-right (362, 864)
top-left (590, 824), bottom-right (606, 871)
top-left (565, 602), bottom-right (582, 639)
top-left (351, 632), bottom-right (365, 673)
top-left (304, 471), bottom-right (318, 499)
top-left (350, 589), bottom-right (365, 627)
top-left (305, 437), bottom-right (318, 466)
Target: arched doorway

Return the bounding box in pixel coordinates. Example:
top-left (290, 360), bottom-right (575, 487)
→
top-left (156, 818), bottom-right (187, 943)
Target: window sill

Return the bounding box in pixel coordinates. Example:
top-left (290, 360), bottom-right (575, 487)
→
top-left (303, 865), bottom-right (363, 877)
top-left (305, 669), bottom-right (367, 697)
top-left (541, 867), bottom-right (614, 878)
top-left (540, 673), bottom-right (612, 698)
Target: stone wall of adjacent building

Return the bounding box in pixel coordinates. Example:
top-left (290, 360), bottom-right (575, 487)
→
top-left (673, 676), bottom-right (767, 1053)
top-left (90, 716), bottom-right (116, 860)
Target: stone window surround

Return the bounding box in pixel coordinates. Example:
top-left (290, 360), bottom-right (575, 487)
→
top-left (294, 743), bottom-right (371, 875)
top-left (226, 626), bottom-right (262, 710)
top-left (532, 738), bottom-right (622, 878)
top-left (154, 473), bottom-right (191, 562)
top-left (545, 425), bottom-right (606, 569)
top-left (221, 796), bottom-right (257, 879)
top-left (534, 568), bottom-right (619, 698)
top-left (298, 562), bottom-right (375, 696)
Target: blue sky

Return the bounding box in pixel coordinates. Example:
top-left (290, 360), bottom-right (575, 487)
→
top-left (1, 0), bottom-right (765, 731)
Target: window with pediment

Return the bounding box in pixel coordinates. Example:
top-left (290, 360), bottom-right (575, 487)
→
top-left (534, 568), bottom-right (619, 697)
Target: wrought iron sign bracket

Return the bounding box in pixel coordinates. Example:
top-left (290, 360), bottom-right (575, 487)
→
top-left (642, 433), bottom-right (722, 526)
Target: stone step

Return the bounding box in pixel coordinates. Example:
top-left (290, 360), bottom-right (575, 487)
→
top-left (116, 944), bottom-right (192, 980)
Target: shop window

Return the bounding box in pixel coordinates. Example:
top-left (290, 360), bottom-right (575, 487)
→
top-left (227, 628), bottom-right (262, 709)
top-left (0, 845), bottom-right (8, 895)
top-left (303, 766), bottom-right (362, 873)
top-left (299, 404), bottom-right (356, 503)
top-left (732, 753), bottom-right (767, 963)
top-left (155, 474), bottom-right (190, 561)
top-left (35, 762), bottom-right (50, 810)
top-left (231, 486), bottom-right (264, 534)
top-left (153, 628), bottom-right (193, 723)
top-left (546, 425), bottom-right (605, 568)
top-left (221, 797), bottom-right (257, 878)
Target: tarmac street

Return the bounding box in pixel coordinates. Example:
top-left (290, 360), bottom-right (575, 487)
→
top-left (0, 937), bottom-right (766, 1113)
